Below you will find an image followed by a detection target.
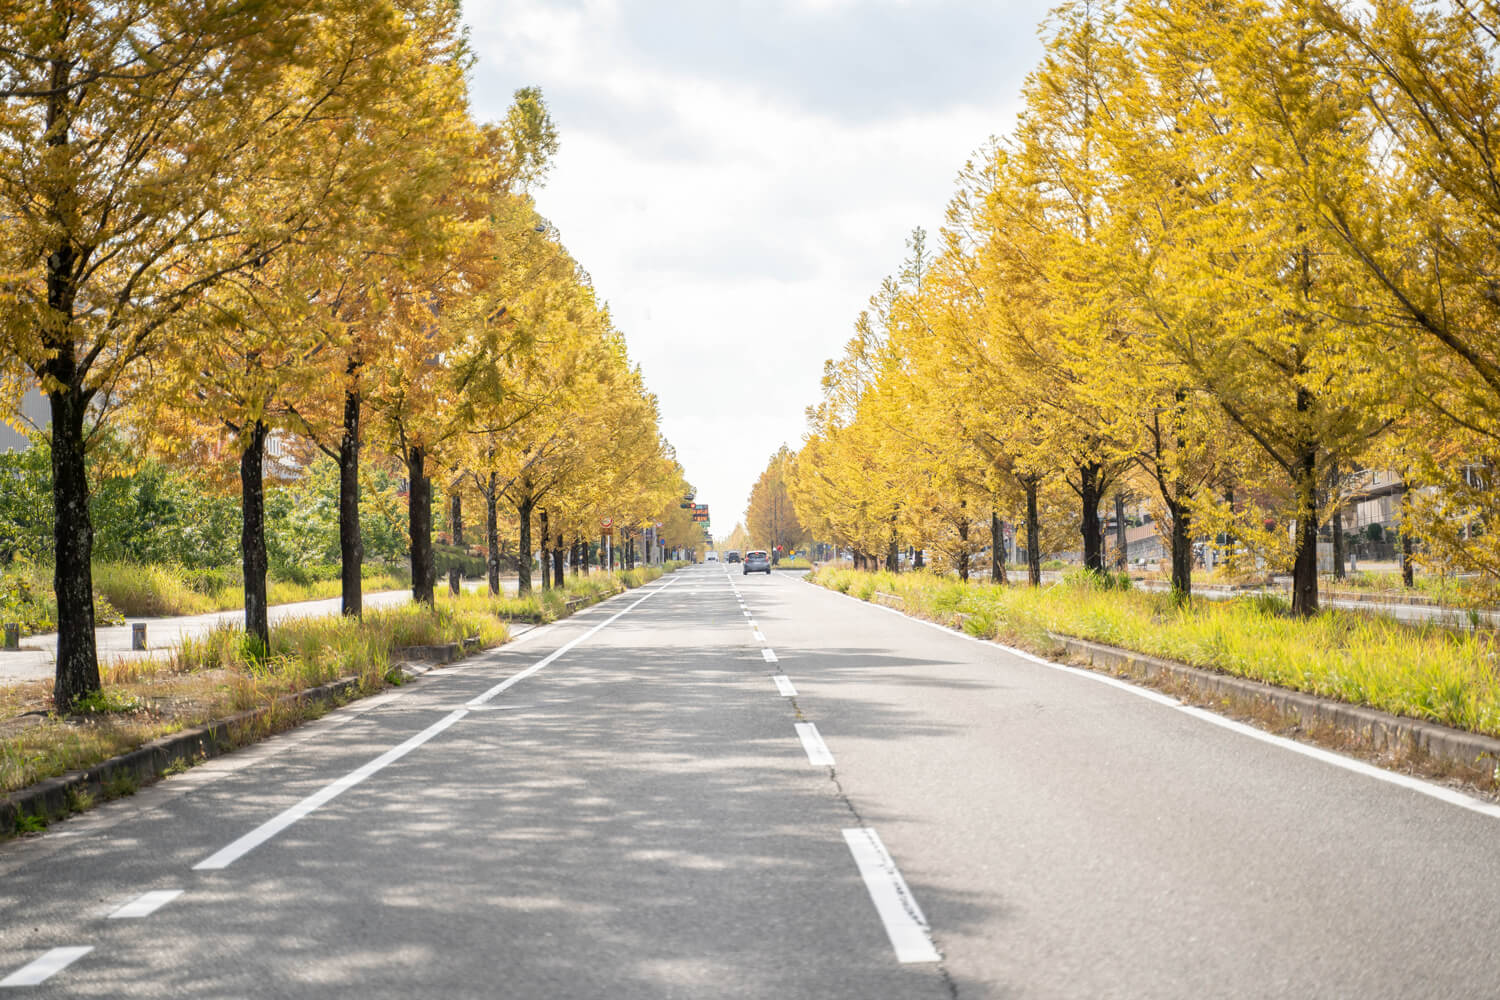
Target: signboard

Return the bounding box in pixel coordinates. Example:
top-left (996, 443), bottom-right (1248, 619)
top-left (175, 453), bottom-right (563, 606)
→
top-left (600, 517), bottom-right (613, 528)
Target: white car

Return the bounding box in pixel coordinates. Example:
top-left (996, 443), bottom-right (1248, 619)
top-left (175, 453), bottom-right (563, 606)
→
top-left (705, 552), bottom-right (718, 562)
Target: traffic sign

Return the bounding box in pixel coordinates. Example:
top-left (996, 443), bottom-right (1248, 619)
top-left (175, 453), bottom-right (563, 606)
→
top-left (600, 517), bottom-right (613, 528)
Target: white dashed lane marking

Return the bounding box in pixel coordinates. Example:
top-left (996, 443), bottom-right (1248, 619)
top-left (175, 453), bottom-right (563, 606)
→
top-left (843, 828), bottom-right (941, 963)
top-left (108, 889), bottom-right (183, 919)
top-left (0, 947), bottom-right (93, 987)
top-left (762, 648), bottom-right (778, 663)
top-left (795, 722), bottom-right (834, 765)
top-left (774, 675), bottom-right (797, 697)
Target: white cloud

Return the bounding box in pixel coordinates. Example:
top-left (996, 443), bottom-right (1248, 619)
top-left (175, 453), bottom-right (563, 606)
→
top-left (463, 0), bottom-right (1053, 527)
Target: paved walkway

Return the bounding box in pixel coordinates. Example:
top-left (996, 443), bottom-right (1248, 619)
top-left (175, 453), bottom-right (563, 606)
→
top-left (0, 577), bottom-right (519, 686)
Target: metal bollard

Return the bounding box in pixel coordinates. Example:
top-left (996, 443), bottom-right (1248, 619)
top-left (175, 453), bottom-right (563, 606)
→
top-left (131, 622), bottom-right (147, 651)
top-left (2, 623), bottom-right (18, 650)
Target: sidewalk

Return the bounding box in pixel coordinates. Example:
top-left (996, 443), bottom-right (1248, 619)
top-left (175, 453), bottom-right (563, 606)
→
top-left (0, 576), bottom-right (518, 686)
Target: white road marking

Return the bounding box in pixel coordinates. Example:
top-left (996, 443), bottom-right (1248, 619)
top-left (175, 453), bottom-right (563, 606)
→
top-left (466, 577), bottom-right (679, 707)
top-left (842, 828), bottom-right (941, 963)
top-left (795, 722), bottom-right (834, 765)
top-left (743, 611), bottom-right (752, 618)
top-left (752, 629), bottom-right (766, 642)
top-left (774, 675), bottom-right (797, 696)
top-left (194, 709), bottom-right (470, 871)
top-left (195, 577), bottom-right (679, 871)
top-left (108, 889), bottom-right (183, 919)
top-left (826, 582), bottom-right (1500, 822)
top-left (0, 947), bottom-right (93, 987)
top-left (762, 648), bottom-right (778, 663)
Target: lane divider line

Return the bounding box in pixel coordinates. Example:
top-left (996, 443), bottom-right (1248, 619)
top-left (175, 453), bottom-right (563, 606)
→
top-left (774, 675), bottom-right (798, 697)
top-left (795, 722), bottom-right (834, 765)
top-left (831, 583), bottom-right (1500, 822)
top-left (0, 947), bottom-right (93, 987)
top-left (466, 577), bottom-right (681, 707)
top-left (195, 576), bottom-right (681, 871)
top-left (107, 889), bottom-right (184, 919)
top-left (762, 648), bottom-right (778, 663)
top-left (752, 629), bottom-right (766, 643)
top-left (842, 828), bottom-right (941, 963)
top-left (194, 710), bottom-right (469, 871)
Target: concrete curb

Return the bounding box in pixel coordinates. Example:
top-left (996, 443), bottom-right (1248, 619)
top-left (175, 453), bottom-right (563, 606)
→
top-left (862, 588), bottom-right (1500, 780)
top-left (1049, 634), bottom-right (1500, 776)
top-left (1, 674), bottom-right (363, 834)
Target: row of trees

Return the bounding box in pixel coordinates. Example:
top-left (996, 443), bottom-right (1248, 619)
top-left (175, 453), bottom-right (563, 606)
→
top-left (788, 0), bottom-right (1500, 617)
top-left (0, 1), bottom-right (698, 709)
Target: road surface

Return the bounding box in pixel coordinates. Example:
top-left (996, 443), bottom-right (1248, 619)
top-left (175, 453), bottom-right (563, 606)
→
top-left (1, 564), bottom-right (1497, 997)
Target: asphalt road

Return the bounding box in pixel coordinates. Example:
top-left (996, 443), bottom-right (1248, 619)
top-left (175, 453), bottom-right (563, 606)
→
top-left (2, 564), bottom-right (1499, 997)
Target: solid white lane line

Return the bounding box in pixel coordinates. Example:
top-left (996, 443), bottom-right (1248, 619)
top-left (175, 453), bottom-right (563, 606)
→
top-left (108, 889), bottom-right (184, 919)
top-left (827, 583), bottom-right (1500, 822)
top-left (762, 648), bottom-right (778, 663)
top-left (842, 828), bottom-right (941, 963)
top-left (194, 709), bottom-right (469, 871)
top-left (774, 675), bottom-right (798, 697)
top-left (795, 722), bottom-right (834, 765)
top-left (466, 577), bottom-right (680, 707)
top-left (752, 629), bottom-right (766, 643)
top-left (0, 947), bottom-right (93, 987)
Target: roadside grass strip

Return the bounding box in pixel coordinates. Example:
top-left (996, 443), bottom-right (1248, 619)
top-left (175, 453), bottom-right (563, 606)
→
top-left (107, 890), bottom-right (184, 919)
top-left (843, 828), bottom-right (941, 963)
top-left (0, 947), bottom-right (92, 987)
top-left (194, 577), bottom-right (679, 870)
top-left (795, 722), bottom-right (834, 765)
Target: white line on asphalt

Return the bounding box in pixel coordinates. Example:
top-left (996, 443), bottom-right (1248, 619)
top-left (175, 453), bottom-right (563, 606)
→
top-left (752, 629), bottom-right (766, 642)
top-left (828, 583), bottom-right (1500, 822)
top-left (842, 828), bottom-right (941, 963)
top-left (795, 722), bottom-right (834, 765)
top-left (743, 611), bottom-right (753, 618)
top-left (762, 648), bottom-right (778, 663)
top-left (193, 709), bottom-right (470, 871)
top-left (108, 889), bottom-right (184, 919)
top-left (466, 577), bottom-right (680, 707)
top-left (774, 675), bottom-right (797, 697)
top-left (0, 947), bottom-right (93, 987)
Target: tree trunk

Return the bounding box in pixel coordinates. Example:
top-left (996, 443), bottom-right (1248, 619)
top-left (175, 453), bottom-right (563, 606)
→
top-left (990, 510), bottom-right (1006, 584)
top-left (240, 420), bottom-right (271, 652)
top-left (1290, 438), bottom-right (1319, 617)
top-left (1168, 497), bottom-right (1192, 598)
top-left (48, 385), bottom-right (100, 711)
top-left (553, 534), bottom-right (564, 587)
top-left (407, 446), bottom-right (435, 606)
top-left (408, 449), bottom-right (438, 605)
top-left (957, 514), bottom-right (970, 582)
top-left (538, 509), bottom-right (550, 590)
top-left (886, 521), bottom-right (899, 572)
top-left (1329, 459), bottom-right (1345, 581)
top-left (338, 385), bottom-right (363, 618)
top-left (1079, 462), bottom-right (1105, 573)
top-left (485, 477), bottom-right (500, 595)
top-left (1024, 476), bottom-right (1042, 587)
top-left (450, 489), bottom-right (463, 547)
top-left (580, 534), bottom-right (589, 574)
top-left (1400, 482), bottom-right (1415, 588)
top-left (1114, 492), bottom-right (1128, 571)
top-left (517, 489), bottom-right (535, 596)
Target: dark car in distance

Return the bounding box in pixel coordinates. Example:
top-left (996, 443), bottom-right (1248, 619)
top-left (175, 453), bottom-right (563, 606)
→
top-left (743, 550), bottom-right (771, 574)
top-left (727, 550), bottom-right (741, 563)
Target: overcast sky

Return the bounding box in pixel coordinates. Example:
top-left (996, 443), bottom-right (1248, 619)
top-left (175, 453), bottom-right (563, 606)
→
top-left (462, 0), bottom-right (1055, 533)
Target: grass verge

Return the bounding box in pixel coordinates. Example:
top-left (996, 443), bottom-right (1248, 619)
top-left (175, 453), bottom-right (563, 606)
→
top-left (812, 567), bottom-right (1500, 739)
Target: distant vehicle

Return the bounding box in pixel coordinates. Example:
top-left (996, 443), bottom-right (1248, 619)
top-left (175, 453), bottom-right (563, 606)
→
top-left (705, 551), bottom-right (718, 562)
top-left (744, 550), bottom-right (771, 575)
top-left (727, 550), bottom-right (741, 563)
